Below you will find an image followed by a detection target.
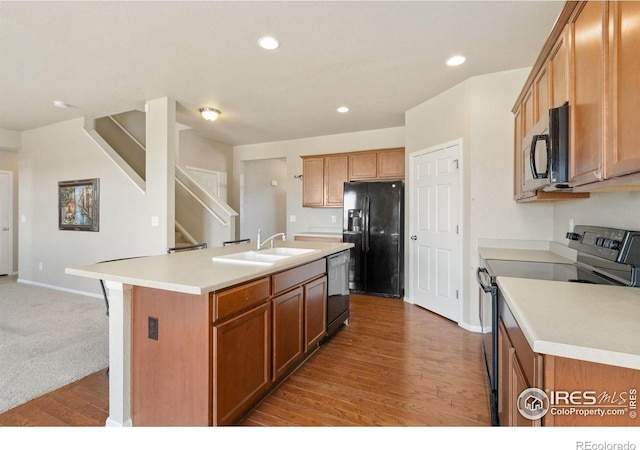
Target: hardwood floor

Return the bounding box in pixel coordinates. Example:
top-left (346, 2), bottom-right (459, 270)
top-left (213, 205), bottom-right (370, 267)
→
top-left (0, 294), bottom-right (491, 427)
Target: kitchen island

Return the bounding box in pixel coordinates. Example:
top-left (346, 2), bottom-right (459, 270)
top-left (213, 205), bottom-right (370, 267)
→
top-left (66, 240), bottom-right (352, 426)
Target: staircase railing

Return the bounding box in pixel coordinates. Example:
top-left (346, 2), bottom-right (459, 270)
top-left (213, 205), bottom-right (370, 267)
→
top-left (85, 113), bottom-right (238, 247)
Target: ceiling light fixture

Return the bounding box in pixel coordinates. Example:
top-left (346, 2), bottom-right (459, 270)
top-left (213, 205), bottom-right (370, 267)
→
top-left (337, 106), bottom-right (349, 113)
top-left (258, 36), bottom-right (279, 50)
top-left (199, 107), bottom-right (221, 121)
top-left (446, 55), bottom-right (466, 67)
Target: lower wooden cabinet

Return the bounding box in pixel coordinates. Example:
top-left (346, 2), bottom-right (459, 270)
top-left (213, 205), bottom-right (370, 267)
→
top-left (304, 275), bottom-right (327, 352)
top-left (213, 302), bottom-right (271, 425)
top-left (272, 287), bottom-right (305, 382)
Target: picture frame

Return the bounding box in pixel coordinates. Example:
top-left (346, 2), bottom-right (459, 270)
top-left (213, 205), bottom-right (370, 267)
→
top-left (58, 178), bottom-right (100, 231)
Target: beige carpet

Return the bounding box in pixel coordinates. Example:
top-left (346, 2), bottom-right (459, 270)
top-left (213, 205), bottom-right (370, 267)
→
top-left (0, 275), bottom-right (108, 413)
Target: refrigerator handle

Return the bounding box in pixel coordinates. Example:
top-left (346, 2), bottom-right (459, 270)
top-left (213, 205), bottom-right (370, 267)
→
top-left (363, 195), bottom-right (370, 252)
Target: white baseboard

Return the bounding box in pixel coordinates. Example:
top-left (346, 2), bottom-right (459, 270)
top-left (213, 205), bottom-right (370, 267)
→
top-left (17, 278), bottom-right (102, 299)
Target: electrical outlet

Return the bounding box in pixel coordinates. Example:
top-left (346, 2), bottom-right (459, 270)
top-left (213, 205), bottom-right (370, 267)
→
top-left (569, 218), bottom-right (574, 232)
top-left (38, 262), bottom-right (43, 271)
top-left (289, 215), bottom-right (296, 223)
top-left (148, 317), bottom-right (158, 340)
top-left (331, 215), bottom-right (336, 223)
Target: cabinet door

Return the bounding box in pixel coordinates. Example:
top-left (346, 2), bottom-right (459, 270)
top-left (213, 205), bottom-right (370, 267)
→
top-left (522, 87), bottom-right (535, 138)
top-left (213, 302), bottom-right (271, 426)
top-left (534, 65), bottom-right (550, 124)
top-left (377, 148), bottom-right (405, 179)
top-left (304, 276), bottom-right (327, 352)
top-left (349, 152), bottom-right (377, 180)
top-left (272, 287), bottom-right (305, 382)
top-left (549, 25), bottom-right (570, 108)
top-left (302, 157), bottom-right (325, 207)
top-left (497, 320), bottom-right (512, 426)
top-left (511, 354), bottom-right (540, 427)
top-left (606, 1), bottom-right (640, 179)
top-left (569, 1), bottom-right (607, 185)
top-left (325, 155), bottom-right (349, 206)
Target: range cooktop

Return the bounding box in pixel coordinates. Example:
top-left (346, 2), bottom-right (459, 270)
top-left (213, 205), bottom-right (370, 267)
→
top-left (483, 259), bottom-right (625, 286)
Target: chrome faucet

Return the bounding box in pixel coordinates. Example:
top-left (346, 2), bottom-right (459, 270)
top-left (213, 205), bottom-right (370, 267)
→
top-left (256, 229), bottom-right (286, 249)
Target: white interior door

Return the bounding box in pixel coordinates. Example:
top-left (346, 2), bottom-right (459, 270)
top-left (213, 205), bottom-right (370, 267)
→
top-left (409, 142), bottom-right (460, 322)
top-left (187, 166), bottom-right (226, 201)
top-left (0, 171), bottom-right (12, 275)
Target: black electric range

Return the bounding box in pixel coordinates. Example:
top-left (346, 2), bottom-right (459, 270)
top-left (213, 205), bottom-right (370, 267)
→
top-left (477, 225), bottom-right (640, 426)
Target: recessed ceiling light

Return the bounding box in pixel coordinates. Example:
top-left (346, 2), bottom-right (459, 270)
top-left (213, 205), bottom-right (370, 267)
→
top-left (53, 100), bottom-right (72, 108)
top-left (446, 55), bottom-right (466, 67)
top-left (258, 36), bottom-right (279, 50)
top-left (337, 106), bottom-right (349, 113)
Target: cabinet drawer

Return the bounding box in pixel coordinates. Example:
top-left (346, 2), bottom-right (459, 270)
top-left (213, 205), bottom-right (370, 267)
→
top-left (213, 277), bottom-right (271, 322)
top-left (272, 259), bottom-right (326, 296)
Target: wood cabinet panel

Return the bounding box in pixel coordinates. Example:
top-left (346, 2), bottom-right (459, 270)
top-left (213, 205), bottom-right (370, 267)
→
top-left (132, 286), bottom-right (211, 426)
top-left (302, 157), bottom-right (325, 207)
top-left (522, 87), bottom-right (535, 138)
top-left (569, 1), bottom-right (607, 185)
top-left (534, 66), bottom-right (550, 124)
top-left (549, 26), bottom-right (570, 108)
top-left (606, 0), bottom-right (640, 179)
top-left (325, 154), bottom-right (349, 206)
top-left (272, 259), bottom-right (326, 296)
top-left (213, 277), bottom-right (270, 322)
top-left (377, 148), bottom-right (405, 179)
top-left (213, 302), bottom-right (271, 425)
top-left (543, 355), bottom-right (640, 426)
top-left (304, 275), bottom-right (327, 352)
top-left (272, 287), bottom-right (305, 382)
top-left (349, 152), bottom-right (377, 180)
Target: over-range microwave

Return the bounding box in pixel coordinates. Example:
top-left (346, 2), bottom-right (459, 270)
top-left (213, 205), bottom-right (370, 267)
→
top-left (522, 103), bottom-right (570, 192)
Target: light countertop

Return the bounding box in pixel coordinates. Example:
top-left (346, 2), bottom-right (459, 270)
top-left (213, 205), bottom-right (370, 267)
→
top-left (479, 247), bottom-right (575, 264)
top-left (66, 241), bottom-right (352, 296)
top-left (496, 277), bottom-right (640, 370)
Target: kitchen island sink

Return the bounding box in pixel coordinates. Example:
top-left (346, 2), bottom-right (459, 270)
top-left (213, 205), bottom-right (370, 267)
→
top-left (211, 247), bottom-right (319, 265)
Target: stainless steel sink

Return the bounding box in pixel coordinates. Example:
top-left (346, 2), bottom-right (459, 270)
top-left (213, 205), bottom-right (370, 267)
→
top-left (211, 247), bottom-right (318, 266)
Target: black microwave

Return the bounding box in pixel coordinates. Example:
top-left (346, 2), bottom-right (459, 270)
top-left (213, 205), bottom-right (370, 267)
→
top-left (522, 103), bottom-right (570, 192)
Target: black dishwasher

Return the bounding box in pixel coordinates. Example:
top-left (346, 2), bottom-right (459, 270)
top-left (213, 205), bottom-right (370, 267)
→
top-left (323, 250), bottom-right (350, 343)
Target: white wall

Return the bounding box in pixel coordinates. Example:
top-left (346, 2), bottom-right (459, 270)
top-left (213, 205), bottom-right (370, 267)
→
top-left (405, 68), bottom-right (555, 329)
top-left (240, 158), bottom-right (287, 242)
top-left (232, 127), bottom-right (405, 240)
top-left (553, 191), bottom-right (640, 241)
top-left (18, 117), bottom-right (169, 294)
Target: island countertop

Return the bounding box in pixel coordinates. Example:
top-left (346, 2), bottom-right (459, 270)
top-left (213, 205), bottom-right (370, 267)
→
top-left (66, 241), bottom-right (353, 295)
top-left (496, 276), bottom-right (640, 370)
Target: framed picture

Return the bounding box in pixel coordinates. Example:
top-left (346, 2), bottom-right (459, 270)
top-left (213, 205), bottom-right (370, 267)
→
top-left (58, 178), bottom-right (100, 231)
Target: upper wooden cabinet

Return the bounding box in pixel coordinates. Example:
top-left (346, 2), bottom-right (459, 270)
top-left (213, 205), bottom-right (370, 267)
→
top-left (605, 1), bottom-right (640, 181)
top-left (302, 148), bottom-right (405, 207)
top-left (512, 0), bottom-right (640, 200)
top-left (349, 148), bottom-right (405, 180)
top-left (301, 154), bottom-right (348, 207)
top-left (569, 0), bottom-right (607, 186)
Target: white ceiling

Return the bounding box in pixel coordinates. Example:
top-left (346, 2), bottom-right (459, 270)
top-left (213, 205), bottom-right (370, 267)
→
top-left (0, 1), bottom-right (564, 146)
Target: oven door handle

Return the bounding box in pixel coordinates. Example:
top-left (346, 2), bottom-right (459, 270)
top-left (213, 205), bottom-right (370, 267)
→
top-left (476, 267), bottom-right (494, 293)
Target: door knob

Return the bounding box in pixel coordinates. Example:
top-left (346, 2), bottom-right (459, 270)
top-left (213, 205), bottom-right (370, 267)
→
top-left (410, 235), bottom-right (417, 241)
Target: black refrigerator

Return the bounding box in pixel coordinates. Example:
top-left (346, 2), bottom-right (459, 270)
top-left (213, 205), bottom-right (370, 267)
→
top-left (342, 180), bottom-right (404, 298)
